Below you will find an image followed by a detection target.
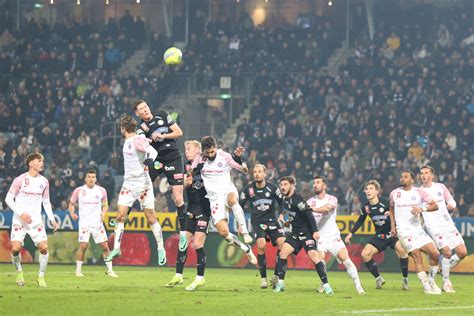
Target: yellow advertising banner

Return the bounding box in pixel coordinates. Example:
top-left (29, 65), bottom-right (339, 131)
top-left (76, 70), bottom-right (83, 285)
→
top-left (104, 212), bottom-right (178, 232)
top-left (336, 215), bottom-right (375, 234)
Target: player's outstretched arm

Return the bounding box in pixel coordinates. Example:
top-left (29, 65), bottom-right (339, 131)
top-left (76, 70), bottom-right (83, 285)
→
top-left (311, 203), bottom-right (335, 214)
top-left (100, 187), bottom-right (109, 222)
top-left (411, 189), bottom-right (439, 214)
top-left (346, 213), bottom-right (367, 243)
top-left (223, 151), bottom-right (248, 174)
top-left (5, 177), bottom-right (29, 221)
top-left (42, 180), bottom-right (58, 231)
top-left (162, 123), bottom-right (183, 140)
top-left (69, 188), bottom-right (80, 221)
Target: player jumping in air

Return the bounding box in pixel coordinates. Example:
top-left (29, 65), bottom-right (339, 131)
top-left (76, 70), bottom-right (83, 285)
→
top-left (6, 153), bottom-right (59, 287)
top-left (274, 176), bottom-right (333, 294)
top-left (308, 176), bottom-right (365, 295)
top-left (166, 140), bottom-right (212, 291)
top-left (419, 165), bottom-right (467, 293)
top-left (345, 180), bottom-right (409, 290)
top-left (240, 164), bottom-right (286, 289)
top-left (133, 100), bottom-right (188, 251)
top-left (69, 169), bottom-right (118, 278)
top-left (389, 170), bottom-right (441, 295)
top-left (192, 136), bottom-right (257, 265)
top-left (105, 116), bottom-right (166, 265)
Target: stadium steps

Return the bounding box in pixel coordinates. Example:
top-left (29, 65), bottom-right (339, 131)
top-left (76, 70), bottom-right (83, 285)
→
top-left (117, 48), bottom-right (149, 76)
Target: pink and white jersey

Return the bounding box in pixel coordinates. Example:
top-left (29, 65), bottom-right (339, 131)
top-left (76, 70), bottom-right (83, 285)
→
top-left (307, 194), bottom-right (340, 239)
top-left (420, 182), bottom-right (456, 233)
top-left (389, 187), bottom-right (434, 234)
top-left (195, 149), bottom-right (241, 199)
top-left (6, 172), bottom-right (51, 227)
top-left (122, 134), bottom-right (157, 183)
top-left (70, 185), bottom-right (107, 228)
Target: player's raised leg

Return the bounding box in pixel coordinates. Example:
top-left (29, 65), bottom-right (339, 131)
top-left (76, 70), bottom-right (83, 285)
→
top-left (215, 219), bottom-right (257, 265)
top-left (227, 192), bottom-right (252, 243)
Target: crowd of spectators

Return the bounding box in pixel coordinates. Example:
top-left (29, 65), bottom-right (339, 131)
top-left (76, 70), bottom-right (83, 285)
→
top-left (233, 4), bottom-right (474, 216)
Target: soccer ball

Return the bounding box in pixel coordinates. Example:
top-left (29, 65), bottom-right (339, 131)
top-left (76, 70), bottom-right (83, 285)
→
top-left (163, 47), bottom-right (183, 65)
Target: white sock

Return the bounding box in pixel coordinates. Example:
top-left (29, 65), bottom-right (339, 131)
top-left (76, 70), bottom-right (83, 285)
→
top-left (12, 253), bottom-right (22, 272)
top-left (105, 261), bottom-right (113, 272)
top-left (151, 222), bottom-right (164, 250)
top-left (417, 271), bottom-right (430, 290)
top-left (113, 222), bottom-right (125, 251)
top-left (176, 273), bottom-right (183, 277)
top-left (231, 204), bottom-right (249, 235)
top-left (428, 265), bottom-right (438, 282)
top-left (76, 260), bottom-right (83, 272)
top-left (39, 252), bottom-right (49, 277)
top-left (196, 275), bottom-right (204, 281)
top-left (225, 232), bottom-right (250, 252)
top-left (449, 254), bottom-right (461, 268)
top-left (343, 259), bottom-right (362, 288)
top-left (441, 257), bottom-right (451, 282)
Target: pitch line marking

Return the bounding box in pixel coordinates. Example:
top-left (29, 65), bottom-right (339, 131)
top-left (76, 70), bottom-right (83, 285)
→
top-left (341, 305), bottom-right (474, 314)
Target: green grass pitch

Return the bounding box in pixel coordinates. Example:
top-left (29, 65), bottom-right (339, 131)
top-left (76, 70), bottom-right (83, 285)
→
top-left (1, 264), bottom-right (473, 315)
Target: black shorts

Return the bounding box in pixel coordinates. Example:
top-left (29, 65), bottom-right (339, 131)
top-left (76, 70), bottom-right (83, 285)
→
top-left (185, 213), bottom-right (209, 234)
top-left (285, 231), bottom-right (317, 255)
top-left (368, 236), bottom-right (398, 253)
top-left (252, 220), bottom-right (285, 246)
top-left (149, 156), bottom-right (184, 186)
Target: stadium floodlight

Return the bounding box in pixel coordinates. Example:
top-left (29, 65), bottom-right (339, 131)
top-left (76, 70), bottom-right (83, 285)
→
top-left (136, 0), bottom-right (141, 3)
top-left (76, 0), bottom-right (80, 5)
top-left (106, 0), bottom-right (109, 5)
top-left (328, 0), bottom-right (333, 6)
top-left (50, 0), bottom-right (54, 5)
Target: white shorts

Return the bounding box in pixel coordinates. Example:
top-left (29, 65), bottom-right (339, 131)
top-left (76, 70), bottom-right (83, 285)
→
top-left (318, 234), bottom-right (346, 257)
top-left (399, 229), bottom-right (434, 253)
top-left (208, 185), bottom-right (238, 225)
top-left (10, 223), bottom-right (47, 246)
top-left (429, 228), bottom-right (465, 250)
top-left (117, 180), bottom-right (155, 210)
top-left (79, 224), bottom-right (108, 244)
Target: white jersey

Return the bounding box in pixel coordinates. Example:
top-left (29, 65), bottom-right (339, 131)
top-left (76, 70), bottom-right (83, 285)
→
top-left (195, 149), bottom-right (241, 199)
top-left (389, 187), bottom-right (434, 235)
top-left (122, 134), bottom-right (157, 184)
top-left (420, 182), bottom-right (456, 233)
top-left (307, 194), bottom-right (340, 239)
top-left (70, 185), bottom-right (107, 228)
top-left (6, 172), bottom-right (52, 228)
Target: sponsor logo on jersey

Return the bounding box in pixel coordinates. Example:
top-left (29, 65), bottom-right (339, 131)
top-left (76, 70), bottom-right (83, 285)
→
top-left (297, 202), bottom-right (306, 210)
top-left (173, 173), bottom-right (184, 179)
top-left (397, 191), bottom-right (401, 198)
top-left (164, 165), bottom-right (175, 171)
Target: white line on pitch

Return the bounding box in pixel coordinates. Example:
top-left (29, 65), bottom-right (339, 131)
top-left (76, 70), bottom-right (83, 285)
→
top-left (341, 306), bottom-right (474, 314)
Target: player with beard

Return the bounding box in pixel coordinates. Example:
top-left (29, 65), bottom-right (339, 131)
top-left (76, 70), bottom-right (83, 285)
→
top-left (240, 164), bottom-right (285, 289)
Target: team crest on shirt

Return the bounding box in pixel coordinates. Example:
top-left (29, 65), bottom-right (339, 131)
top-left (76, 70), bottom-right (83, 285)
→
top-left (128, 143), bottom-right (132, 149)
top-left (158, 120), bottom-right (164, 125)
top-left (82, 190), bottom-right (86, 196)
top-left (397, 192), bottom-right (401, 198)
top-left (249, 188), bottom-right (255, 197)
top-left (438, 192), bottom-right (442, 196)
top-left (95, 195), bottom-right (100, 199)
top-left (218, 162), bottom-right (223, 167)
top-left (25, 178), bottom-right (29, 186)
top-left (379, 207), bottom-right (384, 213)
top-left (265, 192), bottom-right (270, 197)
top-left (365, 205), bottom-right (370, 214)
top-left (40, 184), bottom-right (44, 189)
top-left (411, 196), bottom-right (416, 201)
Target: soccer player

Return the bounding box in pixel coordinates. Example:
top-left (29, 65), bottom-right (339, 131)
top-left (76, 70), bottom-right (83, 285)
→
top-left (389, 170), bottom-right (441, 295)
top-left (345, 180), bottom-right (409, 290)
top-left (166, 140), bottom-right (211, 291)
top-left (105, 116), bottom-right (166, 265)
top-left (419, 165), bottom-right (467, 293)
top-left (240, 164), bottom-right (285, 289)
top-left (69, 169), bottom-right (118, 278)
top-left (6, 153), bottom-right (59, 287)
top-left (193, 136), bottom-right (257, 265)
top-left (133, 100), bottom-right (188, 251)
top-left (274, 176), bottom-right (333, 294)
top-left (308, 176), bottom-right (365, 295)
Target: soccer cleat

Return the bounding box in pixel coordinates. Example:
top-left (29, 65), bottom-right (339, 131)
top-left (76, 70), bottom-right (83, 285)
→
top-left (270, 275), bottom-right (279, 289)
top-left (166, 274), bottom-right (184, 288)
top-left (323, 283), bottom-right (334, 295)
top-left (261, 278), bottom-right (268, 289)
top-left (429, 281), bottom-right (442, 294)
top-left (16, 271), bottom-right (25, 287)
top-left (424, 287), bottom-right (441, 295)
top-left (442, 281), bottom-right (455, 293)
top-left (185, 277), bottom-right (205, 291)
top-left (273, 281), bottom-right (285, 293)
top-left (245, 249), bottom-right (257, 265)
top-left (75, 271), bottom-right (84, 277)
top-left (106, 271), bottom-right (119, 278)
top-left (375, 276), bottom-right (386, 289)
top-left (37, 276), bottom-right (47, 288)
top-left (179, 232), bottom-right (188, 252)
top-left (243, 234), bottom-right (253, 244)
top-left (158, 248), bottom-right (167, 266)
top-left (402, 277), bottom-right (410, 290)
top-left (356, 285), bottom-right (366, 295)
top-left (316, 284), bottom-right (325, 293)
top-left (104, 249), bottom-right (121, 262)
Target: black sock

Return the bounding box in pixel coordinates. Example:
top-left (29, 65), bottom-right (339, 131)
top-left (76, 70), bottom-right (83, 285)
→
top-left (273, 250), bottom-right (280, 276)
top-left (276, 258), bottom-right (287, 280)
top-left (315, 261), bottom-right (328, 284)
top-left (176, 249), bottom-right (187, 274)
top-left (400, 257), bottom-right (408, 278)
top-left (365, 259), bottom-right (380, 278)
top-left (258, 254), bottom-right (267, 278)
top-left (177, 204), bottom-right (186, 231)
top-left (196, 247), bottom-right (206, 277)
